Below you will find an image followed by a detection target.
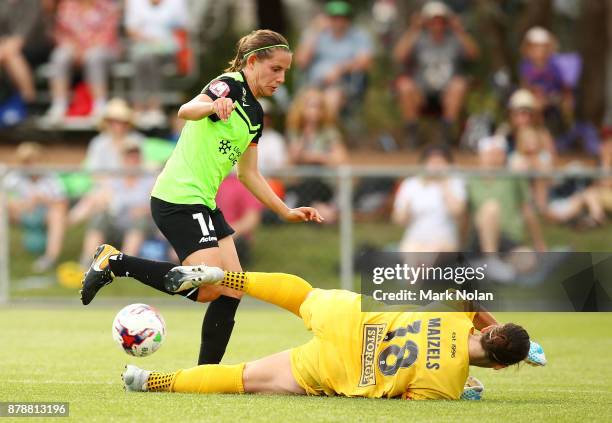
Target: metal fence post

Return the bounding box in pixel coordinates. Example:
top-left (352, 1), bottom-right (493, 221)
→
top-left (0, 165), bottom-right (9, 304)
top-left (338, 165), bottom-right (354, 291)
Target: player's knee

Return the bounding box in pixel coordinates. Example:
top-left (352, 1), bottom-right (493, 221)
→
top-left (282, 273), bottom-right (313, 292)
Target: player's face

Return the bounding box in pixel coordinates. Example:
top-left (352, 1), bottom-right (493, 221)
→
top-left (253, 50), bottom-right (292, 97)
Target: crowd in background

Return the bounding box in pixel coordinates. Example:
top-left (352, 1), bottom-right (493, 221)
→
top-left (2, 0), bottom-right (612, 277)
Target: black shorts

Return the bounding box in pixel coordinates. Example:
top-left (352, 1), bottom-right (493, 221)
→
top-left (150, 197), bottom-right (235, 262)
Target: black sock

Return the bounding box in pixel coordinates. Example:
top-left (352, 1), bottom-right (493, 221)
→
top-left (198, 295), bottom-right (241, 365)
top-left (108, 254), bottom-right (198, 301)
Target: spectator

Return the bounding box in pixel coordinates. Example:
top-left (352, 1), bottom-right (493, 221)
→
top-left (468, 136), bottom-right (547, 257)
top-left (542, 167), bottom-right (605, 229)
top-left (392, 145), bottom-right (466, 252)
top-left (602, 126), bottom-right (612, 169)
top-left (496, 89), bottom-right (556, 157)
top-left (0, 0), bottom-right (39, 104)
top-left (550, 128), bottom-right (610, 227)
top-left (257, 99), bottom-right (288, 216)
top-left (44, 0), bottom-right (120, 123)
top-left (286, 87), bottom-right (347, 223)
top-left (287, 87), bottom-right (347, 167)
top-left (69, 140), bottom-right (155, 266)
top-left (295, 1), bottom-right (373, 120)
top-left (519, 27), bottom-right (573, 135)
top-left (167, 108), bottom-right (185, 143)
top-left (4, 142), bottom-right (67, 272)
top-left (83, 98), bottom-right (145, 177)
top-left (124, 0), bottom-right (189, 129)
top-left (393, 1), bottom-right (479, 145)
top-left (508, 126), bottom-right (553, 212)
top-left (257, 99), bottom-right (289, 175)
top-left (216, 173), bottom-right (264, 266)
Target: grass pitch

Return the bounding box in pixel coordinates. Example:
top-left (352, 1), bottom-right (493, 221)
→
top-left (1, 302), bottom-right (611, 422)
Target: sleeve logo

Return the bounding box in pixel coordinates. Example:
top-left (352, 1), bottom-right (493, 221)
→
top-left (210, 80), bottom-right (230, 98)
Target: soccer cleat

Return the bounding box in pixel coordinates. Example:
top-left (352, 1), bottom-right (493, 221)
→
top-left (163, 265), bottom-right (225, 293)
top-left (524, 340), bottom-right (547, 366)
top-left (122, 365), bottom-right (151, 392)
top-left (460, 375), bottom-right (485, 400)
top-left (80, 244), bottom-right (120, 305)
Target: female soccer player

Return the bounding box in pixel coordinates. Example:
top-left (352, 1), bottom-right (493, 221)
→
top-left (122, 267), bottom-right (545, 400)
top-left (80, 30), bottom-right (323, 366)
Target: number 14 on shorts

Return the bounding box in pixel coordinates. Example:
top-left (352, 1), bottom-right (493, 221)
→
top-left (193, 213), bottom-right (217, 243)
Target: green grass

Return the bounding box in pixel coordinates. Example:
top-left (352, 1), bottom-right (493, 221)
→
top-left (1, 305), bottom-right (611, 422)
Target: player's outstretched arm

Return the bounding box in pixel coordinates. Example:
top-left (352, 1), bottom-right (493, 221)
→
top-left (237, 147), bottom-right (324, 223)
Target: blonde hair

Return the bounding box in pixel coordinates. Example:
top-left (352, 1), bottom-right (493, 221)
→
top-left (16, 141), bottom-right (42, 164)
top-left (286, 87), bottom-right (336, 132)
top-left (225, 29), bottom-right (290, 72)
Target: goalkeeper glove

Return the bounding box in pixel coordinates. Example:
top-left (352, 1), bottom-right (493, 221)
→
top-left (460, 376), bottom-right (484, 400)
top-left (524, 340), bottom-right (547, 366)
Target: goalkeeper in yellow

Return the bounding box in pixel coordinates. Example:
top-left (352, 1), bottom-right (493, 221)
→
top-left (122, 266), bottom-right (544, 400)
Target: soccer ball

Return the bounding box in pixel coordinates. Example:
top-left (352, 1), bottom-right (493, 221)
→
top-left (112, 303), bottom-right (166, 357)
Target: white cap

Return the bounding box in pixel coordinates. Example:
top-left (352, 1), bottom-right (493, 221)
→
top-left (508, 89), bottom-right (537, 110)
top-left (478, 135), bottom-right (508, 153)
top-left (422, 1), bottom-right (450, 19)
top-left (524, 26), bottom-right (552, 45)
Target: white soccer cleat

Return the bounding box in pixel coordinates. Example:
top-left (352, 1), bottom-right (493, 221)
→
top-left (524, 340), bottom-right (547, 366)
top-left (122, 365), bottom-right (151, 392)
top-left (163, 265), bottom-right (225, 293)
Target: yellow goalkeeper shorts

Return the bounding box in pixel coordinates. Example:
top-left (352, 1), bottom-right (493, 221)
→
top-left (290, 289), bottom-right (370, 397)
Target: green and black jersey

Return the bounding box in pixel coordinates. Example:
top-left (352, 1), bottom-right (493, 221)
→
top-left (151, 71), bottom-right (263, 209)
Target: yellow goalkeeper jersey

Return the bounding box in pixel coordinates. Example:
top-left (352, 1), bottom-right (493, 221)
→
top-left (290, 289), bottom-right (475, 400)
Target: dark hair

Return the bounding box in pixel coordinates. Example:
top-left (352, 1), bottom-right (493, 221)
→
top-left (420, 143), bottom-right (453, 163)
top-left (480, 323), bottom-right (530, 366)
top-left (225, 29), bottom-right (290, 72)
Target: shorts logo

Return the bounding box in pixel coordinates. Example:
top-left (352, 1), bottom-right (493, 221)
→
top-left (193, 213), bottom-right (217, 244)
top-left (359, 323), bottom-right (386, 387)
top-left (210, 80), bottom-right (230, 98)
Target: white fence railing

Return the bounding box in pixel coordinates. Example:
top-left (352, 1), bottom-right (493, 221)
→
top-left (1, 164), bottom-right (610, 304)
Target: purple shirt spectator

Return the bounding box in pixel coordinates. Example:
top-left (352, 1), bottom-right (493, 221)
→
top-left (519, 58), bottom-right (565, 97)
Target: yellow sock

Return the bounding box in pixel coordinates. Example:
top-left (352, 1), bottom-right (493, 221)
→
top-left (149, 364), bottom-right (245, 394)
top-left (147, 371), bottom-right (176, 392)
top-left (221, 272), bottom-right (313, 316)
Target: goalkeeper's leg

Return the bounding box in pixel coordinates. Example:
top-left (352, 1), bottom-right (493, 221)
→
top-left (165, 268), bottom-right (314, 317)
top-left (123, 350), bottom-right (304, 395)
